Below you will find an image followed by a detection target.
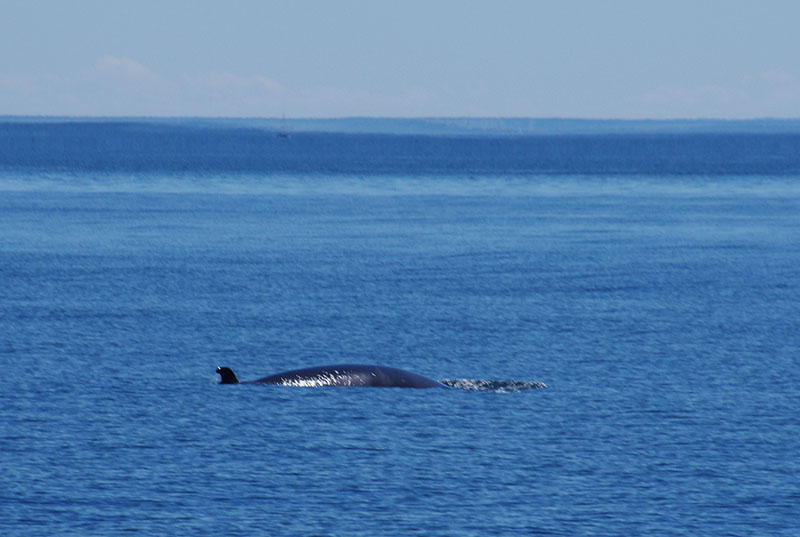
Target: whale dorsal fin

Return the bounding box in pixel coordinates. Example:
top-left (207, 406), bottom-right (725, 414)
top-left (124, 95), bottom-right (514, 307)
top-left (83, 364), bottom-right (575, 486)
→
top-left (216, 367), bottom-right (240, 384)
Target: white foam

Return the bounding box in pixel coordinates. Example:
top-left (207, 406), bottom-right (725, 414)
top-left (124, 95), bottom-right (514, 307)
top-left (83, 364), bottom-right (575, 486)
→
top-left (439, 379), bottom-right (547, 392)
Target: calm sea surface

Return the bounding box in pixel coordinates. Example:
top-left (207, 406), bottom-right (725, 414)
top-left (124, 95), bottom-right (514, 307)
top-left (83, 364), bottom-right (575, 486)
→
top-left (1, 122), bottom-right (799, 536)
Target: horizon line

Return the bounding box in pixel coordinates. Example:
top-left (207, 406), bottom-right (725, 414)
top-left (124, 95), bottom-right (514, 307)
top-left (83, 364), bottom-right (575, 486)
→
top-left (3, 114), bottom-right (800, 122)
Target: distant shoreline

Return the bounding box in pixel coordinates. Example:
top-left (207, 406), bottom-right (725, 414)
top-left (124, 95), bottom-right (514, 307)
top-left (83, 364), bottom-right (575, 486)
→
top-left (2, 115), bottom-right (800, 136)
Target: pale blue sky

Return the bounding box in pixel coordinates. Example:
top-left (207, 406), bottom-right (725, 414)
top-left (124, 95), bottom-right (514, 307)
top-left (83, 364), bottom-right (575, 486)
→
top-left (2, 0), bottom-right (799, 118)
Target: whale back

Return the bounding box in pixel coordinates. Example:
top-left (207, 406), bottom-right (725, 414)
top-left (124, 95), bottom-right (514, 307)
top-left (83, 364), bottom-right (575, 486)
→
top-left (250, 364), bottom-right (443, 388)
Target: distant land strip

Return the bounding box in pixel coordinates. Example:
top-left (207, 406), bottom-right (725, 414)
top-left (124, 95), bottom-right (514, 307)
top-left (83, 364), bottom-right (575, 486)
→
top-left (3, 116), bottom-right (800, 136)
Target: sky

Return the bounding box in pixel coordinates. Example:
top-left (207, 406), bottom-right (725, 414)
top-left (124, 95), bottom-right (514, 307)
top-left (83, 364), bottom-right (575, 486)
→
top-left (1, 0), bottom-right (799, 119)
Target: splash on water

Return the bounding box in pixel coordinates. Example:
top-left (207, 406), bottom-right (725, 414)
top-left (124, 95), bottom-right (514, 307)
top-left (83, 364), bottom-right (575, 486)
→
top-left (439, 379), bottom-right (547, 392)
top-left (275, 372), bottom-right (365, 387)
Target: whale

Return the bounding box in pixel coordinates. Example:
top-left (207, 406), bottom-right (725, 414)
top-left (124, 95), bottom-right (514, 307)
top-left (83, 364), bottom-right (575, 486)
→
top-left (216, 364), bottom-right (444, 388)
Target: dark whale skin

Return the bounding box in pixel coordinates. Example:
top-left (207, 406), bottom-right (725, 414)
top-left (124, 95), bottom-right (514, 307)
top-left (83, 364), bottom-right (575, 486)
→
top-left (217, 364), bottom-right (443, 388)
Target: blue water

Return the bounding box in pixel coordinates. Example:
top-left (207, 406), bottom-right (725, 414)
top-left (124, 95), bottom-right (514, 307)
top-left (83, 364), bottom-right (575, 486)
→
top-left (2, 121), bottom-right (800, 536)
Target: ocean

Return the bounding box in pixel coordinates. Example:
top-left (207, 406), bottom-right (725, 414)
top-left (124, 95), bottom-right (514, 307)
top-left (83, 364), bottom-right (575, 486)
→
top-left (1, 119), bottom-right (799, 536)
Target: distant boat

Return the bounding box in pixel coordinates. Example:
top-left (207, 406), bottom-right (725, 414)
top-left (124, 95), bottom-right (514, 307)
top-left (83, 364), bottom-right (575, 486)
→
top-left (277, 116), bottom-right (291, 138)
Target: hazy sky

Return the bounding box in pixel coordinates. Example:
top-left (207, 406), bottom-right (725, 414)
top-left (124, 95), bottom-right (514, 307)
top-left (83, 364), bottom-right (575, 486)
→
top-left (2, 0), bottom-right (799, 118)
